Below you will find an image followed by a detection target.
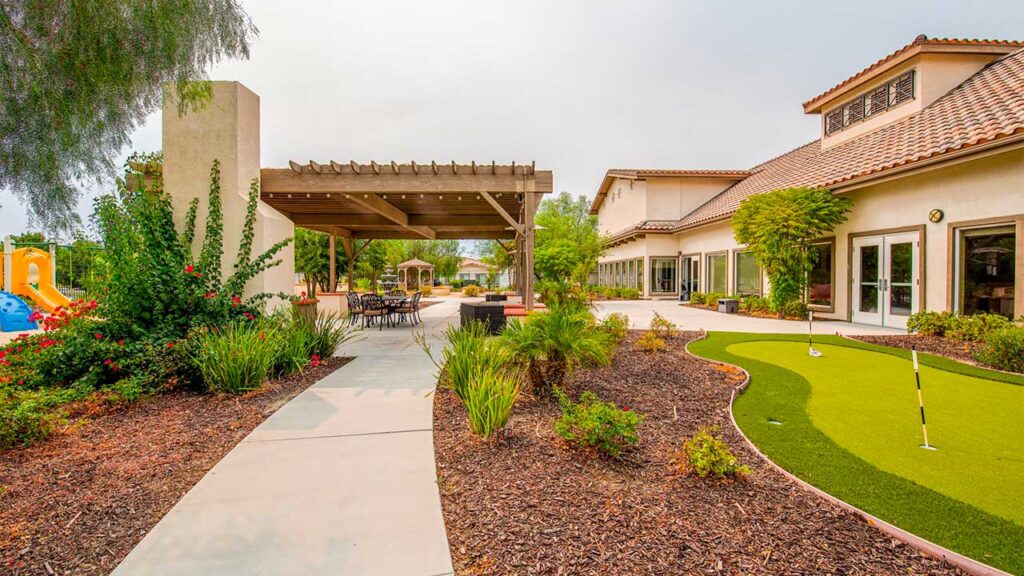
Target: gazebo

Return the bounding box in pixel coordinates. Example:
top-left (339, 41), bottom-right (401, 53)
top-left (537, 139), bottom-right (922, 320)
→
top-left (397, 258), bottom-right (434, 290)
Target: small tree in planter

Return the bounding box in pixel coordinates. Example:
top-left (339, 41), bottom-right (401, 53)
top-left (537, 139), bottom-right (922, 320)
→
top-left (732, 187), bottom-right (851, 317)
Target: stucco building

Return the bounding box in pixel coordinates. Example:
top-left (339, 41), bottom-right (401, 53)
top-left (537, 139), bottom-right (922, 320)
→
top-left (592, 36), bottom-right (1024, 329)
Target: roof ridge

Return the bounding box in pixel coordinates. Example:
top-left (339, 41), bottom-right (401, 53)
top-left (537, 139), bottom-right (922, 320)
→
top-left (802, 36), bottom-right (1024, 109)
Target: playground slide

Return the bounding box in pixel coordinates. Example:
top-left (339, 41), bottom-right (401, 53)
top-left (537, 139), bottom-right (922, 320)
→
top-left (21, 283), bottom-right (71, 313)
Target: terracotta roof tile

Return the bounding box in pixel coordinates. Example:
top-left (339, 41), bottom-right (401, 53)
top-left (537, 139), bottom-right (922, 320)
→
top-left (606, 169), bottom-right (751, 178)
top-left (678, 48), bottom-right (1024, 230)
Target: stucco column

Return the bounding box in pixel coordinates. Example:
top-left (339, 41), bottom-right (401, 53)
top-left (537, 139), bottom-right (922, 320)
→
top-left (162, 81), bottom-right (294, 304)
top-left (2, 236), bottom-right (11, 291)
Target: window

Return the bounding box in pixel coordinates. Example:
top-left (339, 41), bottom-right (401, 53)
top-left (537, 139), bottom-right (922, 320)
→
top-left (707, 253), bottom-right (727, 294)
top-left (650, 258), bottom-right (678, 294)
top-left (635, 258), bottom-right (643, 292)
top-left (957, 226), bottom-right (1016, 319)
top-left (626, 260), bottom-right (635, 289)
top-left (734, 252), bottom-right (760, 296)
top-left (808, 241), bottom-right (834, 308)
top-left (824, 70), bottom-right (915, 135)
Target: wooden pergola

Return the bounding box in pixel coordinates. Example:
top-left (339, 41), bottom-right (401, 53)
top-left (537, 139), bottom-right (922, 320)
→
top-left (260, 160), bottom-right (552, 309)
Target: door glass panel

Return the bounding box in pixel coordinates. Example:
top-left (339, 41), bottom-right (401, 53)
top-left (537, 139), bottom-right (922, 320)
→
top-left (650, 258), bottom-right (677, 294)
top-left (961, 228), bottom-right (1016, 319)
top-left (889, 242), bottom-right (913, 316)
top-left (859, 245), bottom-right (878, 313)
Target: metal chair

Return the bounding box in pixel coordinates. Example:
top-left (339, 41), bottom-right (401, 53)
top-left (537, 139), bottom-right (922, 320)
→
top-left (395, 292), bottom-right (422, 326)
top-left (360, 293), bottom-right (391, 330)
top-left (346, 292), bottom-right (363, 326)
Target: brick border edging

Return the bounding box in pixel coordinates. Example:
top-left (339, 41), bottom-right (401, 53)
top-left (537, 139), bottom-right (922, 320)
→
top-left (683, 332), bottom-right (1012, 576)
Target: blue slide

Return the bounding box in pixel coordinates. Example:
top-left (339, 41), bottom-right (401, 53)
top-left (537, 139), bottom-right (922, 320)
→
top-left (0, 290), bottom-right (39, 332)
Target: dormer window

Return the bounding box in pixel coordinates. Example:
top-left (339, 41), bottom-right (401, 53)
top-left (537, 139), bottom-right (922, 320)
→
top-left (824, 70), bottom-right (915, 135)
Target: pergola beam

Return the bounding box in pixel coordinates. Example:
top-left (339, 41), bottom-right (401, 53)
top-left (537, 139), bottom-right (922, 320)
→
top-left (343, 192), bottom-right (435, 240)
top-left (290, 213), bottom-right (509, 228)
top-left (261, 167), bottom-right (553, 195)
top-left (479, 190), bottom-right (523, 234)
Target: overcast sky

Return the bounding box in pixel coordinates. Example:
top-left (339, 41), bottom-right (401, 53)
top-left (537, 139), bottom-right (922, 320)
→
top-left (3, 0), bottom-right (1023, 237)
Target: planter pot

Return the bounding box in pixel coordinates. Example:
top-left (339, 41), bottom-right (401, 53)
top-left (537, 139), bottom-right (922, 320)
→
top-left (293, 300), bottom-right (319, 323)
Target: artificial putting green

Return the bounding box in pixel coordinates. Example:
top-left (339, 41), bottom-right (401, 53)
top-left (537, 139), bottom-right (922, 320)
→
top-left (688, 333), bottom-right (1024, 574)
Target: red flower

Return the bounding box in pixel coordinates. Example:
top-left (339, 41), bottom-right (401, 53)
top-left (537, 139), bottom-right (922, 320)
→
top-left (88, 300), bottom-right (97, 308)
top-left (94, 333), bottom-right (103, 340)
top-left (185, 265), bottom-right (194, 274)
top-left (194, 272), bottom-right (202, 279)
top-left (311, 354), bottom-right (320, 367)
top-left (28, 311), bottom-right (43, 322)
top-left (104, 359), bottom-right (112, 365)
top-left (205, 291), bottom-right (217, 299)
top-left (301, 291), bottom-right (307, 298)
top-left (166, 341), bottom-right (175, 349)
top-left (231, 295), bottom-right (242, 307)
top-left (622, 406), bottom-right (631, 412)
top-left (118, 340), bottom-right (124, 346)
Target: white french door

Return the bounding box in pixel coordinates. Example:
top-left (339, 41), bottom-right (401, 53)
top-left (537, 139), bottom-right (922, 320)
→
top-left (851, 232), bottom-right (920, 329)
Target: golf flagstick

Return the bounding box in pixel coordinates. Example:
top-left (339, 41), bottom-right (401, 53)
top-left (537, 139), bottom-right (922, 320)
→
top-left (912, 346), bottom-right (936, 450)
top-left (808, 310), bottom-right (822, 357)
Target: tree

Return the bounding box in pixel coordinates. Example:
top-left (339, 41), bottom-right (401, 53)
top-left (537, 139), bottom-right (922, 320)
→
top-left (534, 192), bottom-right (604, 283)
top-left (732, 187), bottom-right (852, 315)
top-left (0, 1), bottom-right (257, 230)
top-left (294, 228), bottom-right (332, 294)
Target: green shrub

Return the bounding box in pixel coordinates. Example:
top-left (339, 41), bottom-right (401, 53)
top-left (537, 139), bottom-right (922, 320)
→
top-left (907, 311), bottom-right (955, 336)
top-left (740, 295), bottom-right (771, 314)
top-left (418, 321), bottom-right (521, 437)
top-left (650, 311), bottom-right (677, 338)
top-left (704, 292), bottom-right (725, 308)
top-left (462, 284), bottom-right (481, 297)
top-left (451, 279), bottom-right (464, 290)
top-left (500, 304), bottom-right (612, 394)
top-left (947, 313), bottom-right (1012, 342)
top-left (974, 327), bottom-right (1024, 373)
top-left (689, 292), bottom-right (707, 305)
top-left (599, 313), bottom-right (630, 341)
top-left (619, 288), bottom-right (640, 299)
top-left (777, 299), bottom-right (809, 320)
top-left (636, 331), bottom-right (665, 353)
top-left (0, 387), bottom-right (71, 449)
top-left (537, 279), bottom-right (591, 310)
top-left (188, 320), bottom-right (281, 394)
top-left (553, 389), bottom-right (643, 458)
top-left (676, 426), bottom-right (750, 479)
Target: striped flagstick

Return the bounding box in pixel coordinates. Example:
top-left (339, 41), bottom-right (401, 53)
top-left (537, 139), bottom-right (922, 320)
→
top-left (912, 346), bottom-right (936, 450)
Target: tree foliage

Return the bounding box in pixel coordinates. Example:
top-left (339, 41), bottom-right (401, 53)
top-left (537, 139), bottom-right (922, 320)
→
top-left (535, 192), bottom-right (604, 283)
top-left (0, 0), bottom-right (257, 229)
top-left (732, 187), bottom-right (852, 313)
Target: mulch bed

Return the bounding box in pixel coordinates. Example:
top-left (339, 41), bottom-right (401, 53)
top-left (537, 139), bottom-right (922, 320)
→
top-left (0, 357), bottom-right (350, 576)
top-left (433, 332), bottom-right (964, 575)
top-left (849, 334), bottom-right (981, 366)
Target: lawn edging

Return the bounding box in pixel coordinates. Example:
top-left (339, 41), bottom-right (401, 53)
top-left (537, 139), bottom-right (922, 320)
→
top-left (685, 332), bottom-right (1013, 576)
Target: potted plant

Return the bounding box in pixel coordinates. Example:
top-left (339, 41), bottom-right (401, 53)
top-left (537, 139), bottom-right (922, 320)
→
top-left (293, 287), bottom-right (319, 323)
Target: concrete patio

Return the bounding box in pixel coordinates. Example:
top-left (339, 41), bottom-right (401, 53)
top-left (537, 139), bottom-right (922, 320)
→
top-left (112, 300), bottom-right (460, 576)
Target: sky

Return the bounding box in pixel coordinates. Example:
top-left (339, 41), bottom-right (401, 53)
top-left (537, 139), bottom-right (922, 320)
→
top-left (2, 0), bottom-right (1023, 238)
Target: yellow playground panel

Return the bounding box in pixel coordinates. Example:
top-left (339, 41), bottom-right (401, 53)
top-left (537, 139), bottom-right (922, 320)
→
top-left (0, 247), bottom-right (72, 312)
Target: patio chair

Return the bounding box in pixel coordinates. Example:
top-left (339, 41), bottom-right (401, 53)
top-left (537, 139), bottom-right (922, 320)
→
top-left (346, 292), bottom-right (363, 326)
top-left (360, 293), bottom-right (391, 330)
top-left (395, 292), bottom-right (422, 326)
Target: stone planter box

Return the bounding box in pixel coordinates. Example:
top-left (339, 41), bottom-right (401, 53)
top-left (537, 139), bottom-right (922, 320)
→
top-left (293, 300), bottom-right (319, 322)
top-left (717, 299), bottom-right (739, 314)
top-left (460, 302), bottom-right (506, 335)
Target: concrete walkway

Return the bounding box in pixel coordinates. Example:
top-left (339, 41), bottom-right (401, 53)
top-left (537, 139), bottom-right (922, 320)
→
top-left (113, 301), bottom-right (460, 576)
top-left (594, 299), bottom-right (906, 335)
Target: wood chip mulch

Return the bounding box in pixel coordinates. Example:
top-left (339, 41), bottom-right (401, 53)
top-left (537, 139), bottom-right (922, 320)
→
top-left (848, 334), bottom-right (981, 366)
top-left (433, 332), bottom-right (965, 575)
top-left (0, 357), bottom-right (350, 576)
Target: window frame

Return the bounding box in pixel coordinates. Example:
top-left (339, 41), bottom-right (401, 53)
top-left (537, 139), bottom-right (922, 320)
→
top-left (732, 249), bottom-right (762, 297)
top-left (807, 237), bottom-right (836, 312)
top-left (824, 69), bottom-right (916, 136)
top-left (705, 251), bottom-right (728, 295)
top-left (649, 256), bottom-right (679, 295)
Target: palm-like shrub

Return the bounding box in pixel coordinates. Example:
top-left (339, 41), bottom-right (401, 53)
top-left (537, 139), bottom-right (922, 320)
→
top-left (500, 304), bottom-right (612, 394)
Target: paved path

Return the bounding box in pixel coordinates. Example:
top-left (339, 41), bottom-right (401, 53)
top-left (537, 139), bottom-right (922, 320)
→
top-left (113, 301), bottom-right (459, 576)
top-left (594, 299), bottom-right (906, 335)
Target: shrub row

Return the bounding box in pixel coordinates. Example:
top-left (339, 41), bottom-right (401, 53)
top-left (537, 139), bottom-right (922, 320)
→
top-left (907, 311), bottom-right (1023, 373)
top-left (690, 292), bottom-right (808, 320)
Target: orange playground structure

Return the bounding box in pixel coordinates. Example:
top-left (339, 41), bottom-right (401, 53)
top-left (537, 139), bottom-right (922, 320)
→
top-left (0, 246), bottom-right (72, 312)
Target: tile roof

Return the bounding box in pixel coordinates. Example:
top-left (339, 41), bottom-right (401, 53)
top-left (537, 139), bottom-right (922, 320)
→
top-left (590, 169), bottom-right (749, 214)
top-left (676, 47), bottom-right (1024, 230)
top-left (803, 35), bottom-right (1024, 112)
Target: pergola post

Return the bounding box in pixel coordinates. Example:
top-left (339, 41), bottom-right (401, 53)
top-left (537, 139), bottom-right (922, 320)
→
top-left (524, 192), bottom-right (536, 311)
top-left (328, 234), bottom-right (337, 292)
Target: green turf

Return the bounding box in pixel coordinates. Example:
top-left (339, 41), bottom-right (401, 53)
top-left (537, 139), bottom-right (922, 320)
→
top-left (688, 333), bottom-right (1024, 574)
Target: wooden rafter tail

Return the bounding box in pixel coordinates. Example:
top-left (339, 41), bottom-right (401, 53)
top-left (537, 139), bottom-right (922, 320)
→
top-left (471, 160), bottom-right (477, 175)
top-left (349, 160), bottom-right (361, 174)
top-left (531, 160), bottom-right (536, 175)
top-left (511, 161), bottom-right (516, 175)
top-left (451, 161), bottom-right (458, 175)
top-left (330, 160), bottom-right (344, 174)
top-left (411, 160), bottom-right (419, 175)
top-left (391, 160), bottom-right (400, 175)
top-left (309, 160), bottom-right (323, 174)
top-left (370, 160), bottom-right (381, 175)
top-left (431, 160), bottom-right (439, 175)
top-left (491, 160), bottom-right (496, 175)
top-left (288, 160), bottom-right (304, 174)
